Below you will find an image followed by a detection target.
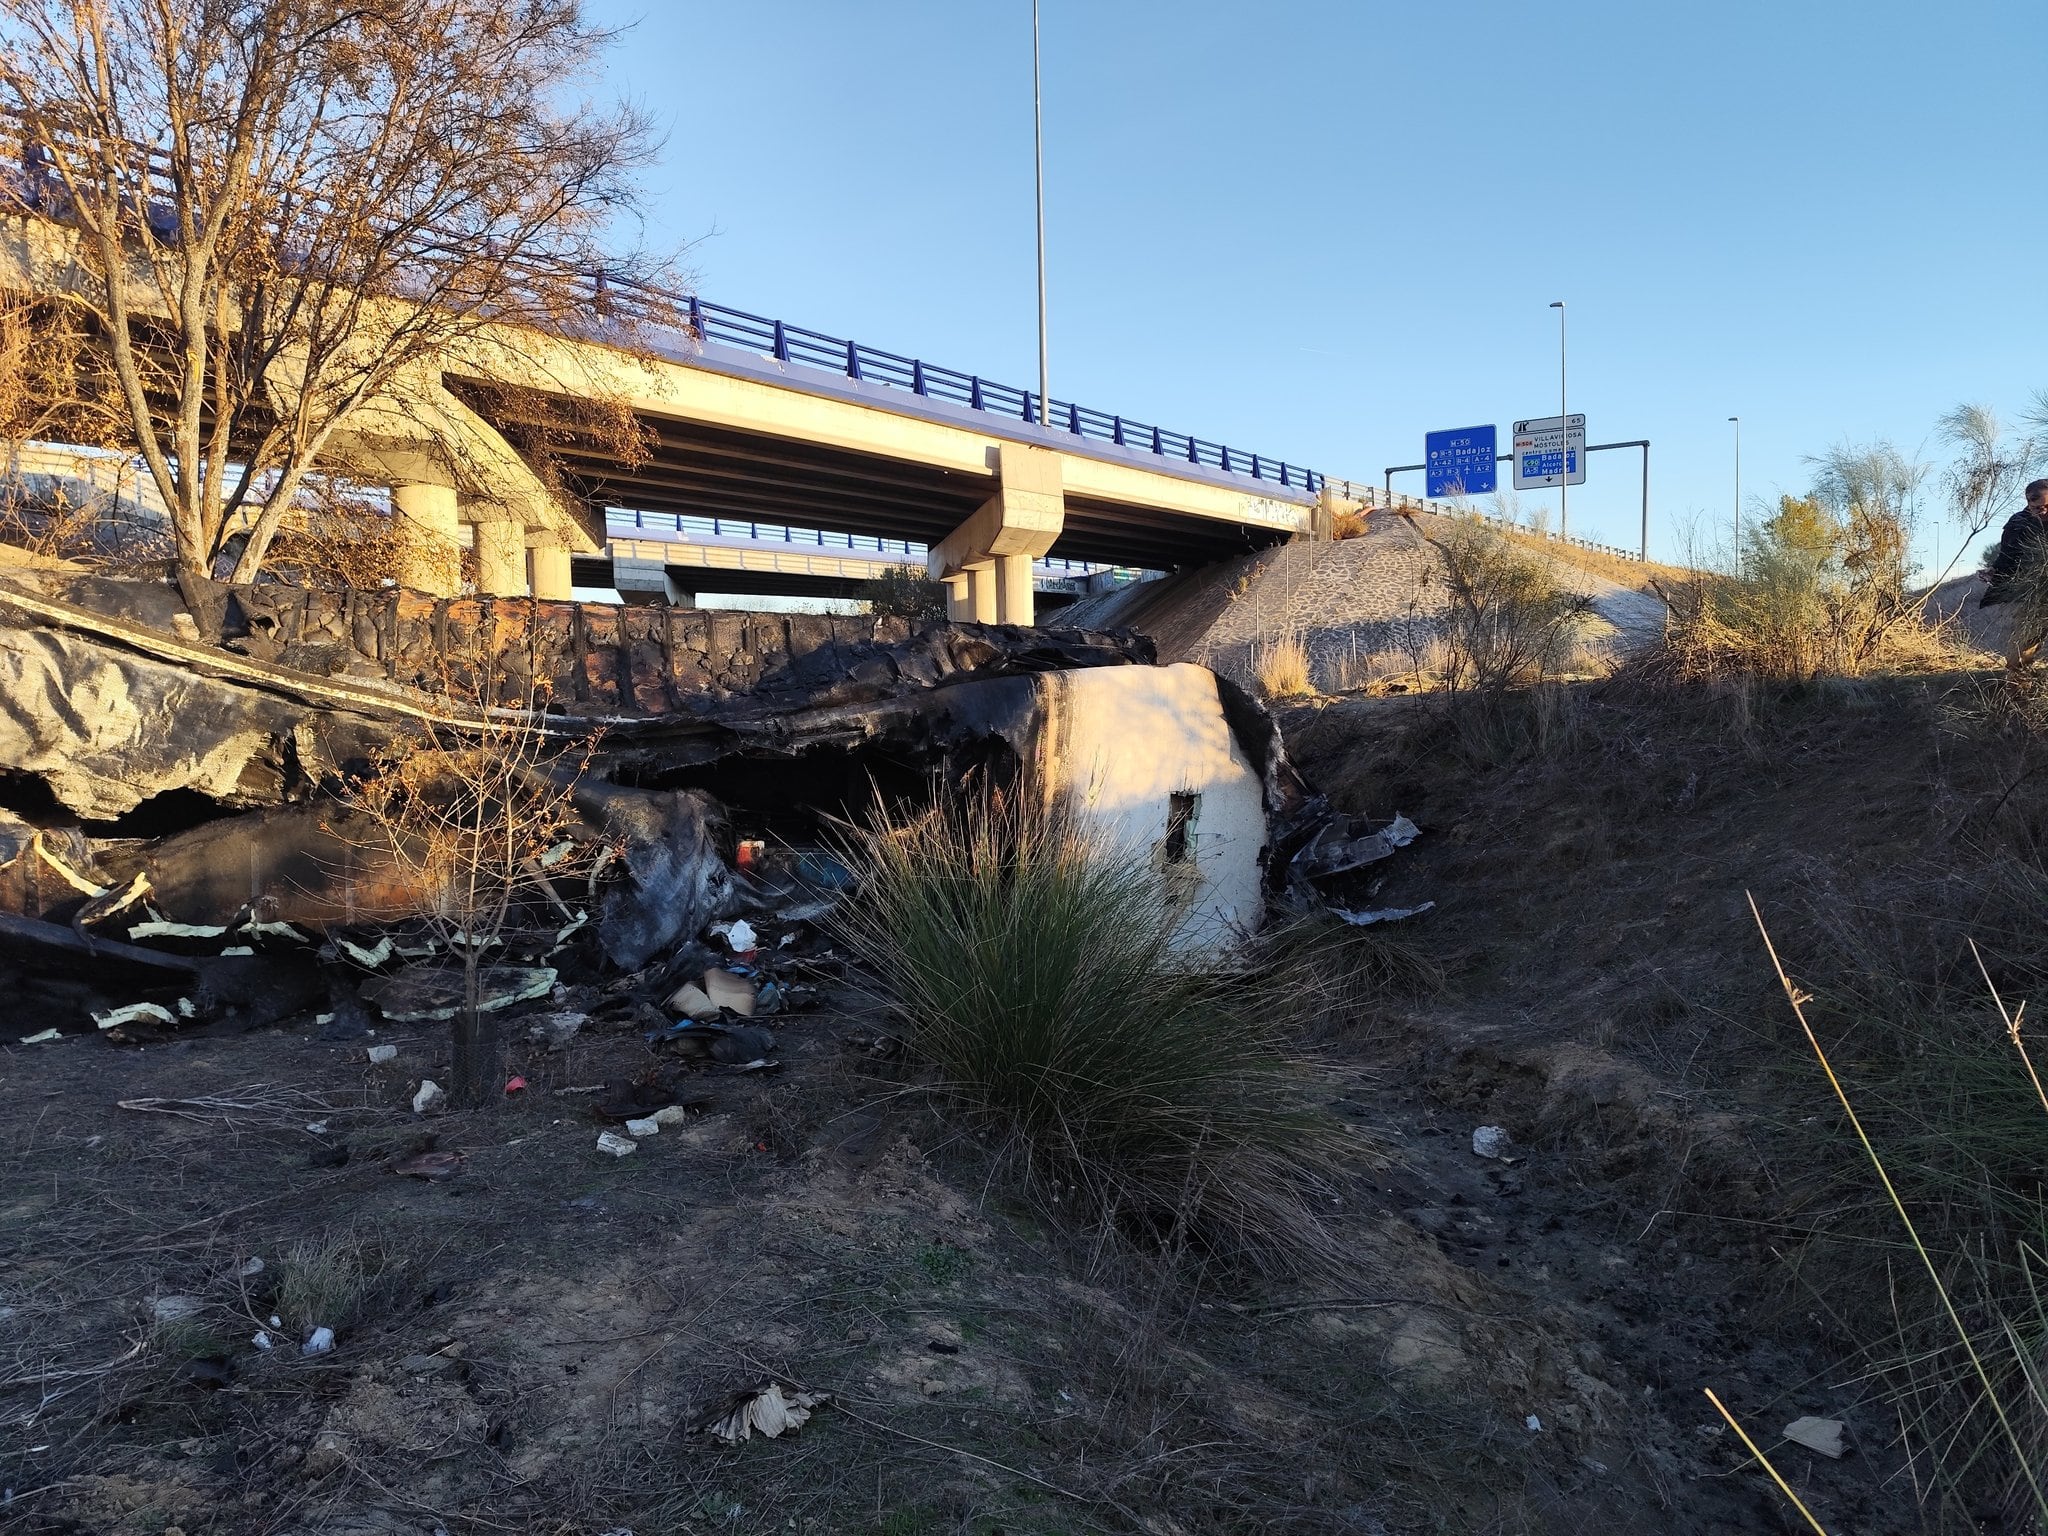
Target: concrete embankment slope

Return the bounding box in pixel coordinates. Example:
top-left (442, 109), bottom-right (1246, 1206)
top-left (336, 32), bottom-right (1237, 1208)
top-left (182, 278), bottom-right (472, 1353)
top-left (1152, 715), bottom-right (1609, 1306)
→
top-left (1061, 511), bottom-right (1670, 693)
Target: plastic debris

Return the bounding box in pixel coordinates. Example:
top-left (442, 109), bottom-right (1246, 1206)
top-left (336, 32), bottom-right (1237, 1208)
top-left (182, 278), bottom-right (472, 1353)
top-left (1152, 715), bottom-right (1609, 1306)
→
top-left (17, 1027), bottom-right (61, 1044)
top-left (367, 1043), bottom-right (398, 1065)
top-left (238, 1256), bottom-right (266, 1279)
top-left (1782, 1416), bottom-right (1847, 1458)
top-left (504, 1075), bottom-right (527, 1095)
top-left (362, 963), bottom-right (556, 1023)
top-left (701, 968), bottom-right (757, 1017)
top-left (1330, 901), bottom-right (1436, 926)
top-left (150, 1295), bottom-right (204, 1323)
top-left (1525, 1414), bottom-right (1543, 1432)
top-left (337, 936), bottom-right (395, 969)
top-left (624, 1117), bottom-right (661, 1138)
top-left (91, 1001), bottom-right (178, 1031)
top-left (411, 1080), bottom-right (446, 1115)
top-left (252, 1330), bottom-right (274, 1351)
top-left (650, 1103), bottom-right (695, 1128)
top-left (130, 920), bottom-right (229, 940)
top-left (1471, 1126), bottom-right (1514, 1160)
top-left (302, 1326), bottom-right (335, 1356)
top-left (695, 1380), bottom-right (830, 1443)
top-left (710, 918), bottom-right (758, 954)
top-left (595, 1130), bottom-right (638, 1157)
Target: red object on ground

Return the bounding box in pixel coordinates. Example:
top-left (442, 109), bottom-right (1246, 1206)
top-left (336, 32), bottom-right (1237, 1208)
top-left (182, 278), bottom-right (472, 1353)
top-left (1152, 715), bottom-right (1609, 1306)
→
top-left (504, 1076), bottom-right (527, 1094)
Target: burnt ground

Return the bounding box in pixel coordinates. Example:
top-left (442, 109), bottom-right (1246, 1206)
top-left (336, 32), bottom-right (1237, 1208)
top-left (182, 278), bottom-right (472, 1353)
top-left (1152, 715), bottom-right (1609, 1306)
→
top-left (0, 669), bottom-right (2025, 1535)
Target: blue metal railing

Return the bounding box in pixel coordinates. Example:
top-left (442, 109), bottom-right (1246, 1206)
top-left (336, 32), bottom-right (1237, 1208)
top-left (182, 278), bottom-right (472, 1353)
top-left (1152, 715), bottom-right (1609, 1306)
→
top-left (600, 509), bottom-right (1121, 577)
top-left (590, 277), bottom-right (1320, 496)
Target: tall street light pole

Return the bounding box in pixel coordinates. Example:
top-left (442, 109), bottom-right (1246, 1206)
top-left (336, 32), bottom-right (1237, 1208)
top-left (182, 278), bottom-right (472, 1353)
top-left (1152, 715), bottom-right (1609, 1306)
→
top-left (1550, 301), bottom-right (1566, 539)
top-left (1729, 416), bottom-right (1741, 563)
top-left (1032, 0), bottom-right (1049, 427)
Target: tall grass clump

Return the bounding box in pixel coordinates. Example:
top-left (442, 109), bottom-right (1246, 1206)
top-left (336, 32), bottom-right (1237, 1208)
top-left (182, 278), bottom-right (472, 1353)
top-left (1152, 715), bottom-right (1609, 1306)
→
top-left (1763, 861), bottom-right (2048, 1529)
top-left (1255, 630), bottom-right (1313, 699)
top-left (830, 791), bottom-right (1355, 1277)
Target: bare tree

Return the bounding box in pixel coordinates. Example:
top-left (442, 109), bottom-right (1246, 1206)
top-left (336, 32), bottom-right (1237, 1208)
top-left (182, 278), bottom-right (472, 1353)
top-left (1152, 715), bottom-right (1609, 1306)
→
top-left (0, 0), bottom-right (669, 598)
top-left (338, 673), bottom-right (599, 1109)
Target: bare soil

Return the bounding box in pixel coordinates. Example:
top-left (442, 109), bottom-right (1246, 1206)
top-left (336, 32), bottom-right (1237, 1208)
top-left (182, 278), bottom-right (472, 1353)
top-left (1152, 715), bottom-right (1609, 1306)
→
top-left (0, 669), bottom-right (2019, 1535)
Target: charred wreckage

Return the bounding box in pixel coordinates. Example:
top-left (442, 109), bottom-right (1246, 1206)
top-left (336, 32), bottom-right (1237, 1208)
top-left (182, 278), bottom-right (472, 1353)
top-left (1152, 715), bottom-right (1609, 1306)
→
top-left (0, 564), bottom-right (1423, 1056)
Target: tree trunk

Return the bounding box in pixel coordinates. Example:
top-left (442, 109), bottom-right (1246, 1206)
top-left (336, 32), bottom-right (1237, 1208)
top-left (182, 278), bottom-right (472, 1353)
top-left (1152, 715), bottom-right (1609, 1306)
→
top-left (451, 960), bottom-right (503, 1110)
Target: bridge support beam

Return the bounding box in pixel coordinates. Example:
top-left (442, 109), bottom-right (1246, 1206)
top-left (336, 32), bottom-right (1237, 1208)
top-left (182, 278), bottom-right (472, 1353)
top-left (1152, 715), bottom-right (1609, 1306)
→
top-left (530, 541), bottom-right (573, 601)
top-left (927, 443), bottom-right (1064, 627)
top-left (473, 519), bottom-right (528, 598)
top-left (391, 481), bottom-right (462, 597)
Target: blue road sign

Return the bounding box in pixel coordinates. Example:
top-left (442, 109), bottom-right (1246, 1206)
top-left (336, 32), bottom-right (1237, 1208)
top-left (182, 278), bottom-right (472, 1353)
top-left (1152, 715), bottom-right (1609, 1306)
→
top-left (1425, 425), bottom-right (1498, 499)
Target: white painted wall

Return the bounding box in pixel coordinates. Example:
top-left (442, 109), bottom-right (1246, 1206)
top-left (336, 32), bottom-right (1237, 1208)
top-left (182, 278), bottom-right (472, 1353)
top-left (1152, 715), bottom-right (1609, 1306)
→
top-left (1039, 662), bottom-right (1267, 953)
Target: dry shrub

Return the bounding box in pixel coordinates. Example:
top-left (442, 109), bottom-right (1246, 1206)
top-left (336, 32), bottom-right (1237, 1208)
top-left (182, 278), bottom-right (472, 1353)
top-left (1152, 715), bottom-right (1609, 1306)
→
top-left (264, 481), bottom-right (456, 590)
top-left (1331, 507), bottom-right (1369, 540)
top-left (1419, 518), bottom-right (1597, 693)
top-left (1255, 631), bottom-right (1313, 699)
top-left (829, 790), bottom-right (1359, 1278)
top-left (1652, 494), bottom-right (1952, 683)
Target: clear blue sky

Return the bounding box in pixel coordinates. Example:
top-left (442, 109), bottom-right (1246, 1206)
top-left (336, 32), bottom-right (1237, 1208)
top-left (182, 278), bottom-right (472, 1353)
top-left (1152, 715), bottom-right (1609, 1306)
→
top-left (586, 0), bottom-right (2048, 568)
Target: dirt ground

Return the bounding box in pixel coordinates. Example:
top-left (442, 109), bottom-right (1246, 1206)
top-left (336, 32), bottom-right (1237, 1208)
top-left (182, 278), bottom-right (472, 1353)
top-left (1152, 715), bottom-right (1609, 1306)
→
top-left (0, 668), bottom-right (2021, 1535)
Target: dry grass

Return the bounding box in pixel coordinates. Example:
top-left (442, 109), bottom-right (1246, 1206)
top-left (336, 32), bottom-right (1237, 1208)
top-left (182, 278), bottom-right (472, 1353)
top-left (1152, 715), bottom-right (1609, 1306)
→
top-left (1255, 630), bottom-right (1314, 699)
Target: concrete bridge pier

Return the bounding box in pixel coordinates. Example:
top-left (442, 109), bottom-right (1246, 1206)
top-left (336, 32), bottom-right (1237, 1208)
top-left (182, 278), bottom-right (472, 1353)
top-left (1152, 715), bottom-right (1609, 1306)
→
top-left (529, 541), bottom-right (573, 601)
top-left (391, 480), bottom-right (463, 597)
top-left (929, 443), bottom-right (1063, 626)
top-left (473, 518), bottom-right (527, 598)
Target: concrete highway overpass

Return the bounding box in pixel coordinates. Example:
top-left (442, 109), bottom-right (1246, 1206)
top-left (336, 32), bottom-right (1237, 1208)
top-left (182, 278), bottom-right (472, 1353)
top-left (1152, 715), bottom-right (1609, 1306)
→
top-left (0, 209), bottom-right (1337, 623)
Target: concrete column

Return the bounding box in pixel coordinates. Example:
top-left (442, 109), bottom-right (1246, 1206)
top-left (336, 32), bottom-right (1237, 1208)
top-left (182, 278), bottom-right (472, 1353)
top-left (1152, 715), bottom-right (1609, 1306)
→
top-left (927, 442), bottom-right (1064, 629)
top-left (995, 552), bottom-right (1035, 625)
top-left (473, 519), bottom-right (527, 597)
top-left (391, 481), bottom-right (461, 596)
top-left (942, 574), bottom-right (972, 622)
top-left (529, 542), bottom-right (572, 601)
top-left (965, 563), bottom-right (999, 624)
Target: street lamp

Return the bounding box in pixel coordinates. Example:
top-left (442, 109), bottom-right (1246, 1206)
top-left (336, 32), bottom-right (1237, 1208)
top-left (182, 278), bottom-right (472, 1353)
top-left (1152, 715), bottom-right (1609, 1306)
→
top-left (1549, 301), bottom-right (1566, 539)
top-left (1728, 416), bottom-right (1741, 563)
top-left (1032, 0), bottom-right (1049, 427)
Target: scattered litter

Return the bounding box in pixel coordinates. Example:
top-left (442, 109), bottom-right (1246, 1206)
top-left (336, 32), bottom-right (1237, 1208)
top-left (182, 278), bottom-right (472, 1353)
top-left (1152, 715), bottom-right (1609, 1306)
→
top-left (694, 1380), bottom-right (829, 1443)
top-left (238, 1257), bottom-right (266, 1279)
top-left (150, 1295), bottom-right (203, 1323)
top-left (1471, 1126), bottom-right (1514, 1160)
top-left (313, 1013), bottom-right (333, 1027)
top-left (411, 1080), bottom-right (446, 1115)
top-left (666, 980), bottom-right (716, 1018)
top-left (1331, 901), bottom-right (1436, 926)
top-left (595, 1130), bottom-right (638, 1158)
top-left (1782, 1416), bottom-right (1847, 1458)
top-left (219, 945), bottom-right (255, 956)
top-left (367, 1044), bottom-right (398, 1065)
top-left (269, 1315), bottom-right (282, 1327)
top-left (302, 1326), bottom-right (335, 1356)
top-left (624, 1117), bottom-right (661, 1138)
top-left (393, 1150), bottom-right (465, 1181)
top-left (1294, 813), bottom-right (1422, 880)
top-left (1525, 1414), bottom-right (1543, 1432)
top-left (710, 918), bottom-right (758, 954)
top-left (17, 1027), bottom-right (60, 1044)
top-left (504, 1075), bottom-right (527, 1095)
top-left (91, 1001), bottom-right (178, 1031)
top-left (701, 968), bottom-right (757, 1017)
top-left (252, 1330), bottom-right (274, 1351)
top-left (303, 1120), bottom-right (327, 1135)
top-left (650, 1103), bottom-right (695, 1128)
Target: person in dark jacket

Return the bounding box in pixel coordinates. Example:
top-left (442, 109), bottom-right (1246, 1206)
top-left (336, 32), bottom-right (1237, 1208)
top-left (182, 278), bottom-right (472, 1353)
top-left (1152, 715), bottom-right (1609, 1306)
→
top-left (1981, 479), bottom-right (2048, 679)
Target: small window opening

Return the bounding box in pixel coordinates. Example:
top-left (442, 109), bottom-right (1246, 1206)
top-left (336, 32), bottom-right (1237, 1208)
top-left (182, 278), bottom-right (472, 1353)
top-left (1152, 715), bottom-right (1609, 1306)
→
top-left (1164, 792), bottom-right (1199, 864)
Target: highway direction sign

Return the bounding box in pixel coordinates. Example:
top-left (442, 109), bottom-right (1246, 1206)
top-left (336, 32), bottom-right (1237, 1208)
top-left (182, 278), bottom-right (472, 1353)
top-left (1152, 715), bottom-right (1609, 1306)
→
top-left (1513, 415), bottom-right (1586, 489)
top-left (1424, 425), bottom-right (1498, 499)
